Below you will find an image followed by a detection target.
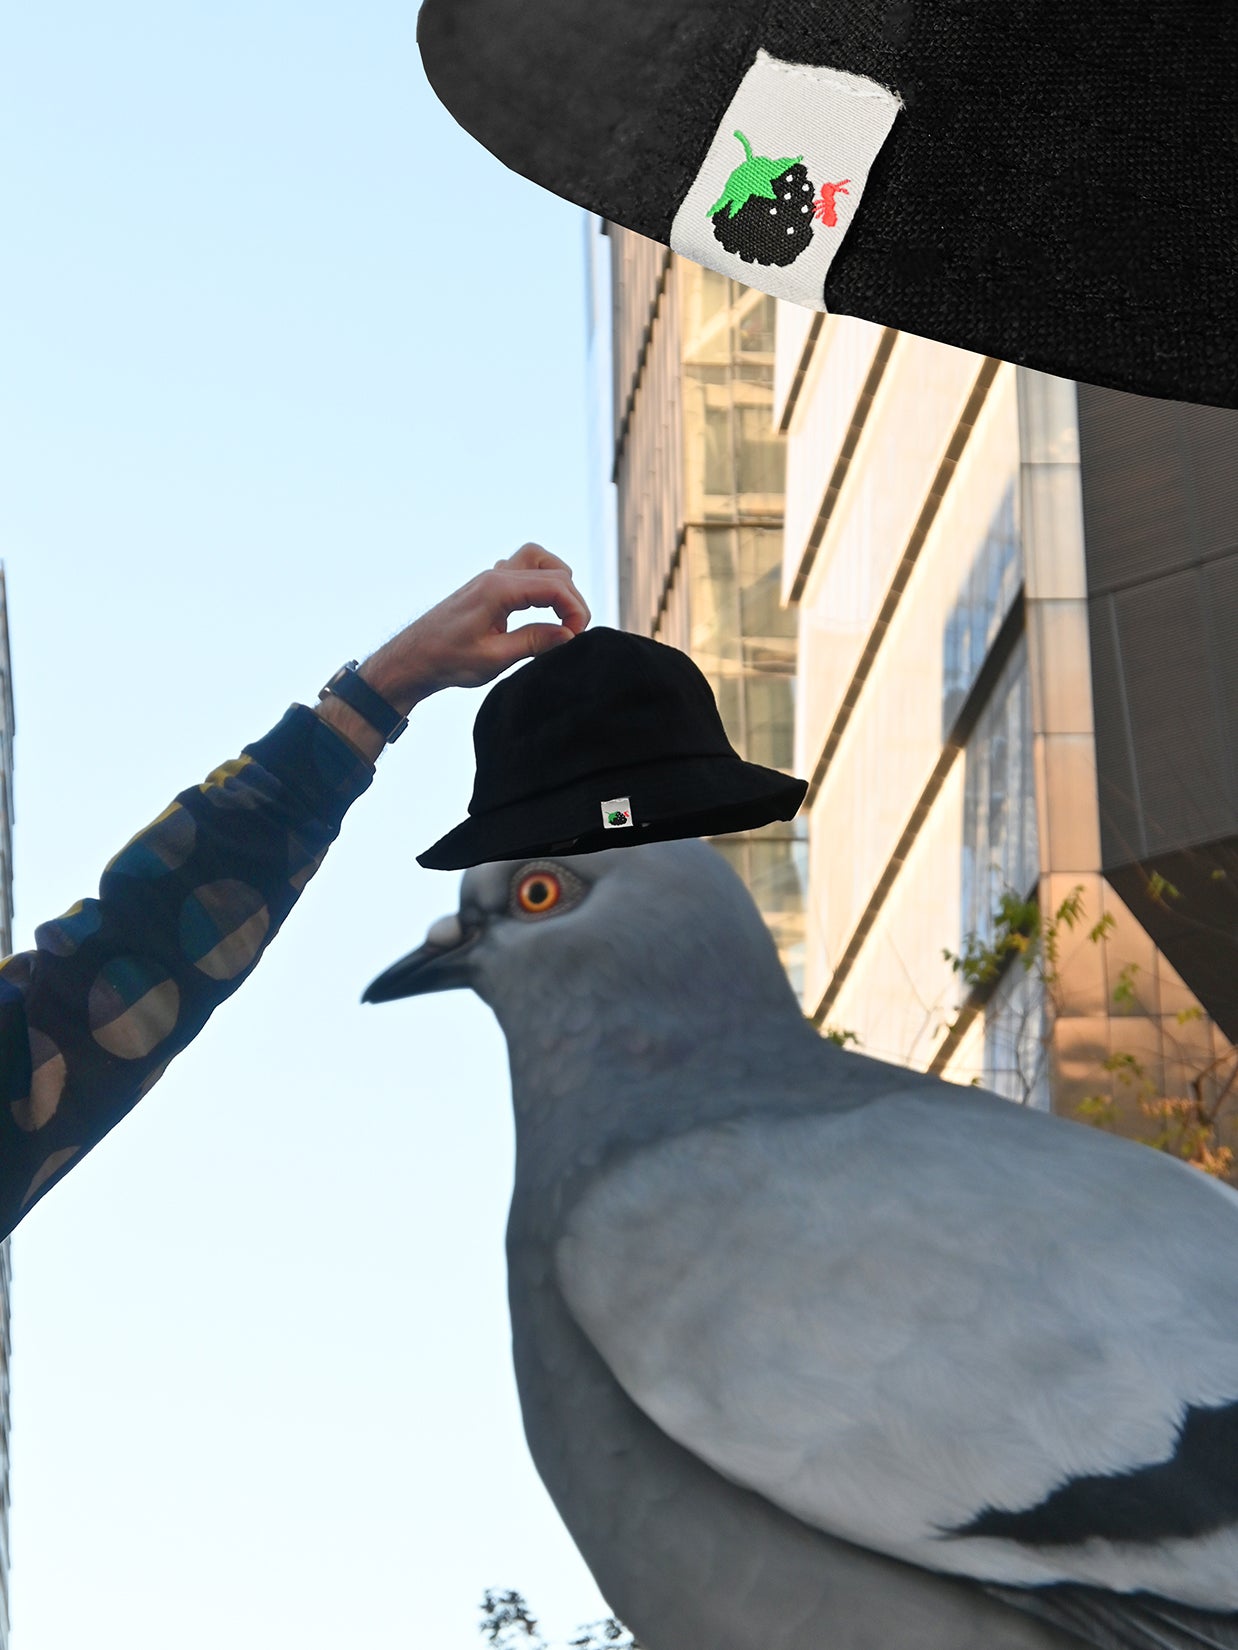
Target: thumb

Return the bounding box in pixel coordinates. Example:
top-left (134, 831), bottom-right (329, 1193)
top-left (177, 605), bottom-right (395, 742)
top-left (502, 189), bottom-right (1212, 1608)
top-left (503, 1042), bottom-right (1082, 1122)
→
top-left (509, 622), bottom-right (577, 660)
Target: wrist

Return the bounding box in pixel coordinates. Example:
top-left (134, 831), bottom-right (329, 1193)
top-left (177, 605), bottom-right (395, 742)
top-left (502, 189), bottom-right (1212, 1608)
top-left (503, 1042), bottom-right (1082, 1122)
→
top-left (357, 634), bottom-right (440, 715)
top-left (313, 694), bottom-right (385, 765)
top-left (318, 659), bottom-right (410, 749)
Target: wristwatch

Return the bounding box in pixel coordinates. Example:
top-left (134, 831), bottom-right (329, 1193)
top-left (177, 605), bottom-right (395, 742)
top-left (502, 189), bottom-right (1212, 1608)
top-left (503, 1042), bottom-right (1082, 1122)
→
top-left (318, 662), bottom-right (409, 745)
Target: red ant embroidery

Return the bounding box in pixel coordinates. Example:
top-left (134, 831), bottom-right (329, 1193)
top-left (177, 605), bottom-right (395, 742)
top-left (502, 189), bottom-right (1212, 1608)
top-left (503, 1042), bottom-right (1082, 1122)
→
top-left (812, 180), bottom-right (851, 227)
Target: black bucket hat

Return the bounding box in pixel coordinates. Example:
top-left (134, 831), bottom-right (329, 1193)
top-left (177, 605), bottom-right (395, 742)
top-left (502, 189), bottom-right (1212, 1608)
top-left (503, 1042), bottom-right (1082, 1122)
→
top-left (417, 627), bottom-right (807, 870)
top-left (417, 0), bottom-right (1238, 410)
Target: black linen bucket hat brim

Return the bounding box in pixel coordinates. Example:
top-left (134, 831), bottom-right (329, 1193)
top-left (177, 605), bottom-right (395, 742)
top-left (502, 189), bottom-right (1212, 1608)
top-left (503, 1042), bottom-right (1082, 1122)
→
top-left (417, 752), bottom-right (807, 871)
top-left (418, 0), bottom-right (1238, 410)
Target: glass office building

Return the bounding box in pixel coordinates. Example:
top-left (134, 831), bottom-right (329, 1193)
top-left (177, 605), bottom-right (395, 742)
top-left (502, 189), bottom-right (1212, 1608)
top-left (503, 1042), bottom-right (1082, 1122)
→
top-left (603, 224), bottom-right (806, 991)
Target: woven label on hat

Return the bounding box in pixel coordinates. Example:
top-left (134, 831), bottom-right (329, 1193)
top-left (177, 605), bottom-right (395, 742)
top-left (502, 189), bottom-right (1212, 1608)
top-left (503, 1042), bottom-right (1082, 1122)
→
top-left (670, 50), bottom-right (901, 311)
top-left (601, 797), bottom-right (633, 829)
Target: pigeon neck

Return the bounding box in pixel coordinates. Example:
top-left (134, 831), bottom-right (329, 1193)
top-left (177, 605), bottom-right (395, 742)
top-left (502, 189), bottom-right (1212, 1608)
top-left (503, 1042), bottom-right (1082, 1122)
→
top-left (502, 997), bottom-right (830, 1209)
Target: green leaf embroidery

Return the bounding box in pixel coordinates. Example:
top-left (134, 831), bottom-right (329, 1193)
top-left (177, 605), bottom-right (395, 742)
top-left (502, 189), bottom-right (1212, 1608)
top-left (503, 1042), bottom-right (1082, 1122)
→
top-left (706, 131), bottom-right (804, 220)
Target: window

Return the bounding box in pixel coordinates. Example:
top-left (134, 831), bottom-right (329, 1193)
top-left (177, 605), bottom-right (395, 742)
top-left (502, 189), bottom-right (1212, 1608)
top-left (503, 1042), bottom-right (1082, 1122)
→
top-left (744, 673), bottom-right (795, 770)
top-left (704, 404), bottom-right (733, 495)
top-left (941, 482), bottom-right (1021, 736)
top-left (738, 527), bottom-right (795, 640)
top-left (736, 404), bottom-right (786, 495)
top-left (959, 634), bottom-right (1047, 1105)
top-left (985, 951), bottom-right (1050, 1109)
top-left (961, 635), bottom-right (1038, 947)
top-left (737, 295), bottom-right (776, 354)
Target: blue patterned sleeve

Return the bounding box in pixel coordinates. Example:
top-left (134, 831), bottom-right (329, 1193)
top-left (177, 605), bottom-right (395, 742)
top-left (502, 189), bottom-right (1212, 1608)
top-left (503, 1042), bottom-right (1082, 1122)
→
top-left (0, 706), bottom-right (373, 1239)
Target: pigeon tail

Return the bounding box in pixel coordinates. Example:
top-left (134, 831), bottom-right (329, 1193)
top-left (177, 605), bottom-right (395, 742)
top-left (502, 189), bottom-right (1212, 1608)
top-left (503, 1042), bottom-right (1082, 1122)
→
top-left (984, 1585), bottom-right (1238, 1650)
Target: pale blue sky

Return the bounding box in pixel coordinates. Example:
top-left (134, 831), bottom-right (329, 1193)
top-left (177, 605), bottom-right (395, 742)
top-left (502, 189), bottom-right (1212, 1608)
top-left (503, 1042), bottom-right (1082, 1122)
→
top-left (1, 2), bottom-right (616, 1644)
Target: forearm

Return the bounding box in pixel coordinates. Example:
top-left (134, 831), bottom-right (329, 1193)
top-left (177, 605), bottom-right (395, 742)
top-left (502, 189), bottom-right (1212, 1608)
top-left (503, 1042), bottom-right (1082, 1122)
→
top-left (0, 706), bottom-right (372, 1239)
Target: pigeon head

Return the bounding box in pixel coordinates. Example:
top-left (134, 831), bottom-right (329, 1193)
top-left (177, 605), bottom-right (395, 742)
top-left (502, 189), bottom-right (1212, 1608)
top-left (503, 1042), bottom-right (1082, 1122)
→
top-left (364, 837), bottom-right (801, 1028)
top-left (363, 840), bottom-right (820, 1158)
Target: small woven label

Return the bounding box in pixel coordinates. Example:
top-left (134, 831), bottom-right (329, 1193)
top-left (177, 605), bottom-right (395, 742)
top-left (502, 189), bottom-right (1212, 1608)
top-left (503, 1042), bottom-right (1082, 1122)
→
top-left (669, 49), bottom-right (901, 310)
top-left (601, 797), bottom-right (633, 829)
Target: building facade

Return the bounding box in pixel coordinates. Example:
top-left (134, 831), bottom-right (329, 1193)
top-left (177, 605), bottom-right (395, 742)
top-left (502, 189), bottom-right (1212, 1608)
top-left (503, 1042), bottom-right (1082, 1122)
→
top-left (604, 223), bottom-right (806, 990)
top-left (776, 309), bottom-right (1236, 1156)
top-left (0, 567), bottom-right (14, 1649)
top-left (598, 216), bottom-right (1237, 1164)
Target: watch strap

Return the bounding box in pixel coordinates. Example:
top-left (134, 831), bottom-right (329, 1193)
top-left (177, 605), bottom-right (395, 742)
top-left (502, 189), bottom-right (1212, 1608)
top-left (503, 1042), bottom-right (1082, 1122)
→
top-left (319, 661), bottom-right (409, 745)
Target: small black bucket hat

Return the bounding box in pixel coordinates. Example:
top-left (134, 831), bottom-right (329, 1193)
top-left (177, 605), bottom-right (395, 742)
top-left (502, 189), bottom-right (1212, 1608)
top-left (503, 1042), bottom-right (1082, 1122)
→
top-left (417, 627), bottom-right (807, 870)
top-left (417, 0), bottom-right (1238, 410)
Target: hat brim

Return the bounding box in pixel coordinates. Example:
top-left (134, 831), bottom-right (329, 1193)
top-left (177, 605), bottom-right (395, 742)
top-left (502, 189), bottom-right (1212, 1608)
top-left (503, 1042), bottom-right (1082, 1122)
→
top-left (418, 0), bottom-right (1238, 409)
top-left (416, 754), bottom-right (807, 871)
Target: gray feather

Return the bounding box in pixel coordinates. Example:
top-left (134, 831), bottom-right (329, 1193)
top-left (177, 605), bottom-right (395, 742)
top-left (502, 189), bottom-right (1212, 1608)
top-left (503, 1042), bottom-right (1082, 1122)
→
top-left (983, 1587), bottom-right (1238, 1650)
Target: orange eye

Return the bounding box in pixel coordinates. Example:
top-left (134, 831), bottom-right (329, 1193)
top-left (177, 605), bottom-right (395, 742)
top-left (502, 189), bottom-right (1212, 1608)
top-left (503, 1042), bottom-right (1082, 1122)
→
top-left (517, 871), bottom-right (562, 914)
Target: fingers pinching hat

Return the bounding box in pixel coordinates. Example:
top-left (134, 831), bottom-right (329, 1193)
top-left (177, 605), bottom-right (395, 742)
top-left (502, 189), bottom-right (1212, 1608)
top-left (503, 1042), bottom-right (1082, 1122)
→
top-left (417, 628), bottom-right (807, 871)
top-left (417, 0), bottom-right (1238, 410)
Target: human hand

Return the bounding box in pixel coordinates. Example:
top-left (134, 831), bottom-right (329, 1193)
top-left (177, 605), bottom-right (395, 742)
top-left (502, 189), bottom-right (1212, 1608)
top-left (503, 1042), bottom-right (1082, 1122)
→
top-left (315, 544), bottom-right (591, 762)
top-left (364, 542), bottom-right (590, 709)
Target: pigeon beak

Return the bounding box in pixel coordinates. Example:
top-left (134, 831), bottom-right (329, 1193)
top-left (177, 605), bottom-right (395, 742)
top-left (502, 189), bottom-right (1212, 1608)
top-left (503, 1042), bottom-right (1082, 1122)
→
top-left (362, 913), bottom-right (480, 1004)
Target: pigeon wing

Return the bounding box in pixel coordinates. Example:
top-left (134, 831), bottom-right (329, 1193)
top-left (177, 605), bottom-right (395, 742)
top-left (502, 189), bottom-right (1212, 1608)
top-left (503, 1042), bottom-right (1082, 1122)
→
top-left (554, 1086), bottom-right (1238, 1611)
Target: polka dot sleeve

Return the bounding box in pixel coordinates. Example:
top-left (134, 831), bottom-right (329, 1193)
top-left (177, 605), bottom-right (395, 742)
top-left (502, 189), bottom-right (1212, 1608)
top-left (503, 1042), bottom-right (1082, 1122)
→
top-left (0, 705), bottom-right (373, 1238)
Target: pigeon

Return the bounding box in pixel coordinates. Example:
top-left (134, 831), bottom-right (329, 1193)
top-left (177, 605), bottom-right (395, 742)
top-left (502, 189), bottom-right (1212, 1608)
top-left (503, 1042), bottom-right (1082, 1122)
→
top-left (364, 840), bottom-right (1238, 1650)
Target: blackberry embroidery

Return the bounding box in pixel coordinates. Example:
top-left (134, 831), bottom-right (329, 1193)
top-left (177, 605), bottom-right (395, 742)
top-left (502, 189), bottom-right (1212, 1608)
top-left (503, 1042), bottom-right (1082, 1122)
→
top-left (707, 131), bottom-right (851, 268)
top-left (707, 130), bottom-right (815, 266)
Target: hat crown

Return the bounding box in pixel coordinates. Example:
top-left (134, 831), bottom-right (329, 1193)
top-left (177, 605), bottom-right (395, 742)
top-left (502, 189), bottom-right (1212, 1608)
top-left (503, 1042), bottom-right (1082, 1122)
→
top-left (469, 628), bottom-right (736, 815)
